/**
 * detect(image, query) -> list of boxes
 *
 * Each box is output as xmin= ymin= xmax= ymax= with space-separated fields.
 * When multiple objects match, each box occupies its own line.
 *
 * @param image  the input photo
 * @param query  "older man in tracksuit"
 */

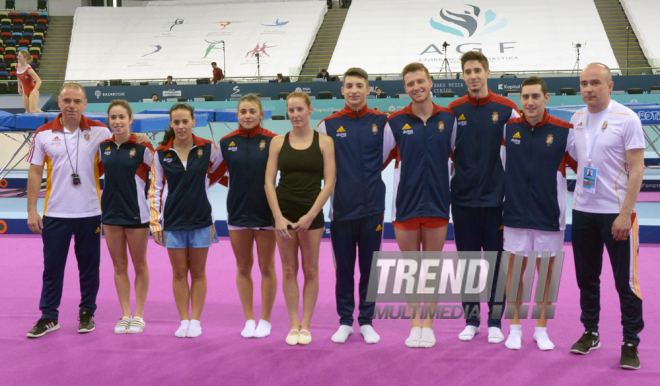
xmin=318 ymin=67 xmax=388 ymax=344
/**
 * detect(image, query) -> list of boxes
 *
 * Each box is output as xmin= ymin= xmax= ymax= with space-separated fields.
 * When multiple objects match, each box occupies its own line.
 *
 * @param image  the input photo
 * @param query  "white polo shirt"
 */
xmin=27 ymin=114 xmax=112 ymax=218
xmin=568 ymin=100 xmax=645 ymax=213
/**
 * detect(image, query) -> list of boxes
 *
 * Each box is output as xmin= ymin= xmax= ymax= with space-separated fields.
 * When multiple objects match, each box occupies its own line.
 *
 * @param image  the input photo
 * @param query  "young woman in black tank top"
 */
xmin=265 ymin=92 xmax=336 ymax=346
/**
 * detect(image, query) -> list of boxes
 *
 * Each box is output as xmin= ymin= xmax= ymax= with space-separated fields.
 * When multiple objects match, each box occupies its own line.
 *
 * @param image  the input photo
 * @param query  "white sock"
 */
xmin=187 ymin=319 xmax=202 ymax=338
xmin=405 ymin=327 xmax=422 ymax=348
xmin=253 ymin=319 xmax=271 ymax=338
xmin=241 ymin=319 xmax=256 ymax=338
xmin=419 ymin=327 xmax=436 ymax=348
xmin=505 ymin=324 xmax=522 ymax=350
xmin=331 ymin=325 xmax=354 ymax=343
xmin=175 ymin=320 xmax=190 ymax=338
xmin=534 ymin=327 xmax=554 ymax=351
xmin=488 ymin=327 xmax=504 ymax=343
xmin=360 ymin=325 xmax=380 ymax=344
xmin=115 ymin=317 xmax=130 ymax=333
xmin=458 ymin=325 xmax=479 ymax=341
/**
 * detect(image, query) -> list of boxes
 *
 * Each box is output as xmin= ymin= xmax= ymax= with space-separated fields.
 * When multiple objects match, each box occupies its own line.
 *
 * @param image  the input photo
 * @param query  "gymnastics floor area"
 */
xmin=1 ymin=235 xmax=659 ymax=385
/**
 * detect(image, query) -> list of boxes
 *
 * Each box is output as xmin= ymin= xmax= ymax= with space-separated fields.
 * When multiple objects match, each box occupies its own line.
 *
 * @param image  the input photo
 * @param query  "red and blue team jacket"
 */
xmin=449 ymin=90 xmax=520 ymax=207
xmin=99 ymin=134 xmax=154 ymax=226
xmin=383 ymin=103 xmax=457 ymax=221
xmin=502 ymin=111 xmax=577 ymax=231
xmin=214 ymin=125 xmax=277 ymax=228
xmin=318 ymin=104 xmax=389 ymax=221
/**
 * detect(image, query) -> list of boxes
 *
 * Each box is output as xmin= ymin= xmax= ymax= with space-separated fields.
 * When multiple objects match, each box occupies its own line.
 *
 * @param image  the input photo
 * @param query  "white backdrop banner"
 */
xmin=147 ymin=0 xmax=322 ymax=5
xmin=328 ymin=0 xmax=619 ymax=75
xmin=621 ymin=0 xmax=660 ymax=68
xmin=65 ymin=2 xmax=326 ymax=81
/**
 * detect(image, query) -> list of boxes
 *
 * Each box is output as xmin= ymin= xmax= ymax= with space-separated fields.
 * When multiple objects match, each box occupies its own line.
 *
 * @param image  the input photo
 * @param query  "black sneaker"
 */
xmin=620 ymin=343 xmax=641 ymax=370
xmin=570 ymin=331 xmax=601 ymax=354
xmin=27 ymin=318 xmax=60 ymax=338
xmin=78 ymin=310 xmax=95 ymax=333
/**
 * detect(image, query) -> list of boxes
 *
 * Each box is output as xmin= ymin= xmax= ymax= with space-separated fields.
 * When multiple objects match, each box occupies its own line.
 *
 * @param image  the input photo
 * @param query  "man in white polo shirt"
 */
xmin=567 ymin=63 xmax=645 ymax=370
xmin=25 ymin=83 xmax=112 ymax=338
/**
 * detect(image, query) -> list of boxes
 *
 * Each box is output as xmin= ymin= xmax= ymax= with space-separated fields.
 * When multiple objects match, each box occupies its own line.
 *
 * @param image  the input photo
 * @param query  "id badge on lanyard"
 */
xmin=582 ymin=106 xmax=610 ymax=195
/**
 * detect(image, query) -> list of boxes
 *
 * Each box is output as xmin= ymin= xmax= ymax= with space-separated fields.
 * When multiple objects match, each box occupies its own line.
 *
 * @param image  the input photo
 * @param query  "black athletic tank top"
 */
xmin=276 ymin=130 xmax=324 ymax=204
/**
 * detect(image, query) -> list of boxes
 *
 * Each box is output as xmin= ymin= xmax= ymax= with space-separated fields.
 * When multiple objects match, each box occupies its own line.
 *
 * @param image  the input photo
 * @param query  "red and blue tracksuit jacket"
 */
xmin=383 ymin=102 xmax=457 ymax=221
xmin=449 ymin=90 xmax=520 ymax=207
xmin=502 ymin=111 xmax=577 ymax=231
xmin=318 ymin=104 xmax=389 ymax=221
xmin=214 ymin=124 xmax=277 ymax=228
xmin=99 ymin=134 xmax=154 ymax=226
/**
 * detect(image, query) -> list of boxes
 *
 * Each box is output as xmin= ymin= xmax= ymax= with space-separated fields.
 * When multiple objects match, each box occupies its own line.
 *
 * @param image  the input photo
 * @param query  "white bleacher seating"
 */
xmin=328 ymin=0 xmax=618 ymax=75
xmin=620 ymin=0 xmax=660 ymax=68
xmin=65 ymin=1 xmax=326 ymax=81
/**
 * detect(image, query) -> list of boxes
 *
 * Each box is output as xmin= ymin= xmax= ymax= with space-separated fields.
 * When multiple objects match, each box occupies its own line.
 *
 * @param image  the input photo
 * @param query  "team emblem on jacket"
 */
xmin=457 ymin=114 xmax=467 ymax=126
xmin=438 ymin=121 xmax=445 ymax=132
xmin=372 ymin=124 xmax=378 ymax=135
xmin=163 ymin=152 xmax=173 ymax=163
xmin=402 ymin=123 xmax=413 ymax=135
xmin=259 ymin=140 xmax=266 ymax=150
xmin=511 ymin=131 xmax=521 ymax=145
xmin=83 ymin=132 xmax=90 ymax=141
xmin=104 ymin=146 xmax=111 ymax=155
xmin=576 ymin=122 xmax=584 ymax=132
xmin=228 ymin=141 xmax=238 ymax=151
xmin=546 ymin=134 xmax=553 ymax=146
xmin=601 ymin=121 xmax=608 ymax=131
xmin=197 ymin=148 xmax=203 ymax=157
xmin=129 ymin=148 xmax=136 ymax=158
xmin=492 ymin=112 xmax=499 ymax=123
xmin=336 ymin=126 xmax=347 ymax=138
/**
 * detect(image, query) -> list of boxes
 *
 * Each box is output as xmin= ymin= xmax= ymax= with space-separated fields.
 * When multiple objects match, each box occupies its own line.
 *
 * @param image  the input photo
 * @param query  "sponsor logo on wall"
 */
xmin=421 ymin=4 xmax=517 ymax=65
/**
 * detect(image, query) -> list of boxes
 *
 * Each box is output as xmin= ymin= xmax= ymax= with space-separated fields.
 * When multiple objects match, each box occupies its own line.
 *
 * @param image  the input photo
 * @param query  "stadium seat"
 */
xmin=0 ymin=63 xmax=6 ymax=71
xmin=16 ymin=46 xmax=27 ymax=53
xmin=4 ymin=47 xmax=15 ymax=55
xmin=30 ymin=54 xmax=38 ymax=65
xmin=9 ymin=70 xmax=16 ymax=80
xmin=12 ymin=32 xmax=22 ymax=40
xmin=4 ymin=54 xmax=15 ymax=65
xmin=23 ymin=25 xmax=33 ymax=33
xmin=12 ymin=25 xmax=22 ymax=33
xmin=560 ymin=88 xmax=576 ymax=95
xmin=0 ymin=12 xmax=8 ymax=20
xmin=317 ymin=91 xmax=333 ymax=99
xmin=0 ymin=71 xmax=7 ymax=80
xmin=1 ymin=25 xmax=10 ymax=33
xmin=18 ymin=13 xmax=28 ymax=21
xmin=0 ymin=47 xmax=3 ymax=54
xmin=4 ymin=38 xmax=15 ymax=47
xmin=29 ymin=47 xmax=40 ymax=56
xmin=9 ymin=62 xmax=15 ymax=71
xmin=0 ymin=80 xmax=8 ymax=94
xmin=35 ymin=26 xmax=46 ymax=36
xmin=28 ymin=12 xmax=38 ymax=18
xmin=627 ymin=88 xmax=643 ymax=94
xmin=278 ymin=92 xmax=289 ymax=100
xmin=12 ymin=19 xmax=22 ymax=27
xmin=8 ymin=13 xmax=18 ymax=21
xmin=23 ymin=33 xmax=33 ymax=42
xmin=24 ymin=19 xmax=35 ymax=27
xmin=1 ymin=19 xmax=11 ymax=26
xmin=32 ymin=32 xmax=43 ymax=41
xmin=37 ymin=19 xmax=47 ymax=27
xmin=5 ymin=1 xmax=15 ymax=11
xmin=38 ymin=2 xmax=48 ymax=12
xmin=38 ymin=13 xmax=49 ymax=22
xmin=18 ymin=39 xmax=28 ymax=47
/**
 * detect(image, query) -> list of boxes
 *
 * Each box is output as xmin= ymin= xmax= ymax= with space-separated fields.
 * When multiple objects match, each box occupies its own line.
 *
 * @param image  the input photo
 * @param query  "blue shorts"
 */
xmin=164 ymin=225 xmax=219 ymax=249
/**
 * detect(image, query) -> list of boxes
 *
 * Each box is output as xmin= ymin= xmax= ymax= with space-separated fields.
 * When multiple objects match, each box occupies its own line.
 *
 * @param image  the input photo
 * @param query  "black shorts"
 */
xmin=277 ymin=196 xmax=325 ymax=230
xmin=103 ymin=222 xmax=150 ymax=229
